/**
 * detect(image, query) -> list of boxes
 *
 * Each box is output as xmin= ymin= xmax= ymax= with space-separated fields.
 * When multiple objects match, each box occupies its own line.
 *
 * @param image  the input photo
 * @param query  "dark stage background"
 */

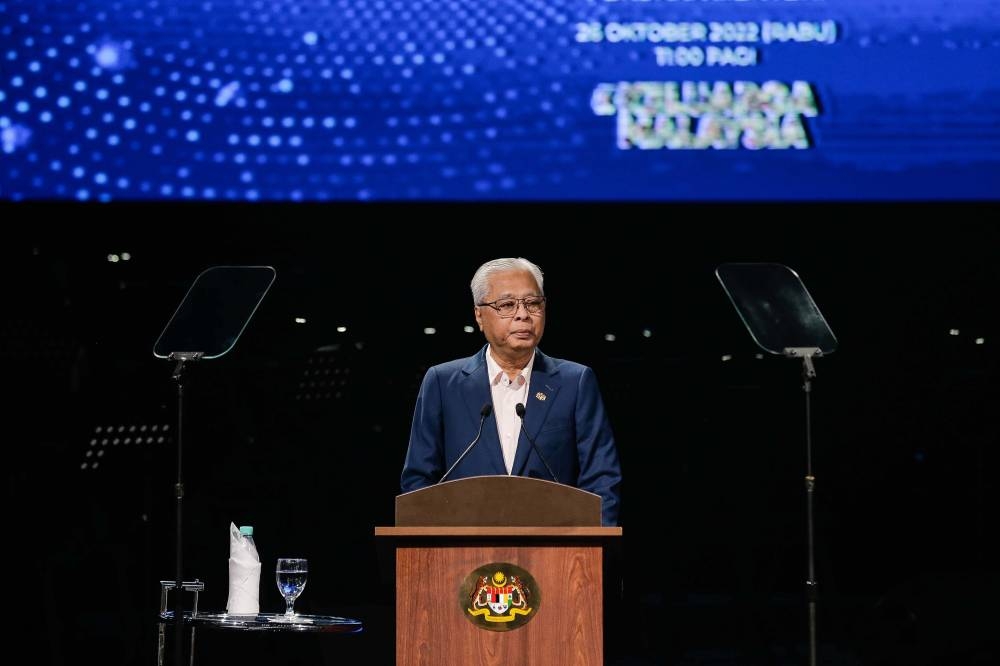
xmin=6 ymin=213 xmax=999 ymax=665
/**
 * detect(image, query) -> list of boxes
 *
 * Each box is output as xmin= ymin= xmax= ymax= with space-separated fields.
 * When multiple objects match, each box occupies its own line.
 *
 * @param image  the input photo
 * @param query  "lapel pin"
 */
xmin=535 ymin=392 xmax=546 ymax=401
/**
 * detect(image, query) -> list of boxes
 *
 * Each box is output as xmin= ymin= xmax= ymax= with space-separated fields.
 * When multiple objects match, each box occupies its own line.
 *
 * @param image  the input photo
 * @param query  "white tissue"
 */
xmin=225 ymin=522 xmax=261 ymax=615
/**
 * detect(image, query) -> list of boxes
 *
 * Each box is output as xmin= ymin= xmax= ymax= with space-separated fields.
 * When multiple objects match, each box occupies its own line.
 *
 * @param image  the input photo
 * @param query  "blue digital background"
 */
xmin=2 ymin=0 xmax=998 ymax=201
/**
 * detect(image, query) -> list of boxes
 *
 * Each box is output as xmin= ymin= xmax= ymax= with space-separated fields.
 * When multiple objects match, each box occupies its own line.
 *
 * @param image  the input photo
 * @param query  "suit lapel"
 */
xmin=460 ymin=347 xmax=506 ymax=475
xmin=512 ymin=350 xmax=560 ymax=476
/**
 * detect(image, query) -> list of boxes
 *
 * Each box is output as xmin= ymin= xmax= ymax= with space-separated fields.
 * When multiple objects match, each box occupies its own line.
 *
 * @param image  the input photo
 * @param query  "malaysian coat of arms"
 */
xmin=460 ymin=562 xmax=540 ymax=631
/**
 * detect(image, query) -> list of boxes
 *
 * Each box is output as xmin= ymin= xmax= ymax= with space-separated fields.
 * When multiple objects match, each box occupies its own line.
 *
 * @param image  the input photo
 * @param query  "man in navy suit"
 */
xmin=400 ymin=257 xmax=622 ymax=526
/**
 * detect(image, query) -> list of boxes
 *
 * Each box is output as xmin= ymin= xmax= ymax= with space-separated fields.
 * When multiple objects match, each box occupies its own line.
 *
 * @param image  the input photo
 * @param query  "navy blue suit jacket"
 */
xmin=401 ymin=346 xmax=622 ymax=526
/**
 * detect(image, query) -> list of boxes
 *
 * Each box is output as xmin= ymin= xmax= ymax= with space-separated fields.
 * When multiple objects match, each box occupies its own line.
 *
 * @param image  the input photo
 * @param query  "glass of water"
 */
xmin=276 ymin=558 xmax=308 ymax=617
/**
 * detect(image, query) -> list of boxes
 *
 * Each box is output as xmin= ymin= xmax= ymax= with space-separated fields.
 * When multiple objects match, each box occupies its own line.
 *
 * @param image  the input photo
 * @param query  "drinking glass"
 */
xmin=275 ymin=558 xmax=308 ymax=617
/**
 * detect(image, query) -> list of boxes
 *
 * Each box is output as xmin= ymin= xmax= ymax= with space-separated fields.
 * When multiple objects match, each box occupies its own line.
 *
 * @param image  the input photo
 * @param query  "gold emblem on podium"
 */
xmin=460 ymin=563 xmax=539 ymax=631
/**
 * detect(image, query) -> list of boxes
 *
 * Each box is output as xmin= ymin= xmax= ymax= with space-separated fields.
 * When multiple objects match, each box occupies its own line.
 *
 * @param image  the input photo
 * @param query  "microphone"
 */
xmin=515 ymin=402 xmax=559 ymax=483
xmin=438 ymin=403 xmax=493 ymax=483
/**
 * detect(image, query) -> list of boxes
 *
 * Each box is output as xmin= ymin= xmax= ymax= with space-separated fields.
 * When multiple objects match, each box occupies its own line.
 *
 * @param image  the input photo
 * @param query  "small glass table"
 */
xmin=158 ymin=612 xmax=363 ymax=665
xmin=160 ymin=611 xmax=363 ymax=634
xmin=157 ymin=581 xmax=362 ymax=665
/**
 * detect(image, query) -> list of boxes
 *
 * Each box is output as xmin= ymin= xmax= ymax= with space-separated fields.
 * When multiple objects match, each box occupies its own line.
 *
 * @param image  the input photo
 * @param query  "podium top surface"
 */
xmin=375 ymin=526 xmax=621 ymax=537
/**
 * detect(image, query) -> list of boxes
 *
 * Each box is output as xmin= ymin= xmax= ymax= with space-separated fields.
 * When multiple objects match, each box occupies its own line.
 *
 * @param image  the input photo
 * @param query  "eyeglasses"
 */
xmin=477 ymin=296 xmax=547 ymax=317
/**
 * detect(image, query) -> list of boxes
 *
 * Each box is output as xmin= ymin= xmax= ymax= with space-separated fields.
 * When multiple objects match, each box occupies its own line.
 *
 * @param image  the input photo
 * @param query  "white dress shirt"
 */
xmin=485 ymin=346 xmax=535 ymax=474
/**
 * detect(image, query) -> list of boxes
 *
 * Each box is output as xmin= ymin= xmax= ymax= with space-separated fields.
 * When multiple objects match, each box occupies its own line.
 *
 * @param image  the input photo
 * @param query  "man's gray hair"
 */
xmin=470 ymin=257 xmax=545 ymax=304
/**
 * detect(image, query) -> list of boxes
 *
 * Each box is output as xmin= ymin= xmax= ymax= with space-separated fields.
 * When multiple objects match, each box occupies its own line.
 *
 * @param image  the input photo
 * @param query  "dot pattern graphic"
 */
xmin=1 ymin=1 xmax=998 ymax=201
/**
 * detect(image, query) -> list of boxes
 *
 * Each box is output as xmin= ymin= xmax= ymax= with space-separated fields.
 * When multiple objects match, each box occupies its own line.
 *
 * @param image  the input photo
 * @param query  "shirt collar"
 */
xmin=485 ymin=345 xmax=535 ymax=387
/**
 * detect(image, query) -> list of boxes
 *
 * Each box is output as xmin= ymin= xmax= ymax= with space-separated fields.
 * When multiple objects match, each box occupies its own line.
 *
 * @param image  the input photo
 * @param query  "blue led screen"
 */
xmin=2 ymin=0 xmax=998 ymax=201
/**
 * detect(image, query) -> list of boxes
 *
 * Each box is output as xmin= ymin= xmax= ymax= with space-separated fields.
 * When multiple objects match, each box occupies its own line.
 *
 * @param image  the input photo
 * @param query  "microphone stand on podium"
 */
xmin=437 ymin=403 xmax=492 ymax=484
xmin=515 ymin=402 xmax=559 ymax=483
xmin=152 ymin=266 xmax=275 ymax=666
xmin=716 ymin=263 xmax=838 ymax=666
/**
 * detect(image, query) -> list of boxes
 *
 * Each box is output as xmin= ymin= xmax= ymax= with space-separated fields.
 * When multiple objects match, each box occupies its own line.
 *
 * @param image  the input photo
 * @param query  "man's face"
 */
xmin=474 ymin=269 xmax=546 ymax=358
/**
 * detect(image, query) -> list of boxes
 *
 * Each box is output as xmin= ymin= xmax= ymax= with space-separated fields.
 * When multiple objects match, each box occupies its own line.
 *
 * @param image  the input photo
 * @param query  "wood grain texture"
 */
xmin=396 ymin=545 xmax=603 ymax=666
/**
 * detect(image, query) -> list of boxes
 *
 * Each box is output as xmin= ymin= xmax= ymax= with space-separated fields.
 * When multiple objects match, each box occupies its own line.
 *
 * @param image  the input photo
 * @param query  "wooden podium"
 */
xmin=375 ymin=476 xmax=622 ymax=665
